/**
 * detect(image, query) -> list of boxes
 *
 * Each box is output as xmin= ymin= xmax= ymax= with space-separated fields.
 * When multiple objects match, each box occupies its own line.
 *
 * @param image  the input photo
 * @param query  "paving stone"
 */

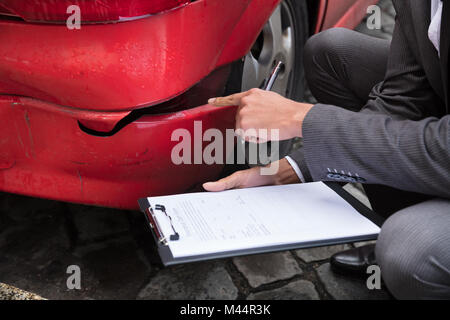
xmin=343 ymin=183 xmax=372 ymax=209
xmin=1 ymin=239 xmax=150 ymax=300
xmin=233 ymin=252 xmax=302 ymax=288
xmin=69 ymin=204 xmax=130 ymax=242
xmin=353 ymin=240 xmax=377 ymax=248
xmin=0 ymin=226 xmax=20 ymax=251
xmin=295 ymin=244 xmax=351 ymax=263
xmin=316 ymin=263 xmax=389 ymax=300
xmin=137 ymin=262 xmax=238 ymax=300
xmin=0 ymin=191 xmax=67 ymax=223
xmin=247 ymin=280 xmax=319 ymax=300
xmin=0 ymin=283 xmax=45 ymax=300
xmin=0 ymin=193 xmax=71 ymax=269
xmin=0 ymin=252 xmax=97 ymax=300
xmin=0 ymin=194 xmax=13 ymax=228
xmin=0 ymin=213 xmax=71 ymax=269
xmin=73 ymin=240 xmax=150 ymax=299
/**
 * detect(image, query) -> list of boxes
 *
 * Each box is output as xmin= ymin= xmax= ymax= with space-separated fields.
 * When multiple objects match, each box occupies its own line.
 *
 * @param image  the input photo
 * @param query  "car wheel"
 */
xmin=241 ymin=0 xmax=309 ymax=165
xmin=242 ymin=0 xmax=309 ymax=101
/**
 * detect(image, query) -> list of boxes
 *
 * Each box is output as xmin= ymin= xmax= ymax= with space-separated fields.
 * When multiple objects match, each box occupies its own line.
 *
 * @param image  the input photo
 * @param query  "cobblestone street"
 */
xmin=0 ymin=0 xmax=395 ymax=300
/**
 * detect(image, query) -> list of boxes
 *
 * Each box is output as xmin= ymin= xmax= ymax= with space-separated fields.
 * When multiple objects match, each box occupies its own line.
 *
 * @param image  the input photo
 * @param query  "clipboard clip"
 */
xmin=144 ymin=204 xmax=180 ymax=246
xmin=155 ymin=204 xmax=180 ymax=242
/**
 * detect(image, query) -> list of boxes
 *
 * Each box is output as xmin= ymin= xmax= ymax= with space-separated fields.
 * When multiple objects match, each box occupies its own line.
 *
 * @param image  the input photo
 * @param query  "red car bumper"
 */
xmin=0 ymin=0 xmax=279 ymax=110
xmin=0 ymin=95 xmax=237 ymax=209
xmin=0 ymin=0 xmax=375 ymax=209
xmin=0 ymin=0 xmax=280 ymax=209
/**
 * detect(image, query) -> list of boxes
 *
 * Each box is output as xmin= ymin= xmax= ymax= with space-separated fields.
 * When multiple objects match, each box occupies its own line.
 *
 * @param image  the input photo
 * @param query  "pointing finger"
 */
xmin=208 ymin=91 xmax=250 ymax=106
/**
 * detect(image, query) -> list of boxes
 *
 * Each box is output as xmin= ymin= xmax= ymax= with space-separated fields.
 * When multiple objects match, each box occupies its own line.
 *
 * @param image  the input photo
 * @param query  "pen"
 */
xmin=263 ymin=61 xmax=284 ymax=91
xmin=239 ymin=61 xmax=284 ymax=145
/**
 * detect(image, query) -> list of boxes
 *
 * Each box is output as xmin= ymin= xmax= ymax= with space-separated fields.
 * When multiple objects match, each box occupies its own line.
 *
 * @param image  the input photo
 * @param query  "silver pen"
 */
xmin=263 ymin=61 xmax=284 ymax=91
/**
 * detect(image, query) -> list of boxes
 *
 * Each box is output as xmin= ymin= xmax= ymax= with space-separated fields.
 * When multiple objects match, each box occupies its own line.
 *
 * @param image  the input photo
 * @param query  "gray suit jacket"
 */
xmin=289 ymin=0 xmax=450 ymax=199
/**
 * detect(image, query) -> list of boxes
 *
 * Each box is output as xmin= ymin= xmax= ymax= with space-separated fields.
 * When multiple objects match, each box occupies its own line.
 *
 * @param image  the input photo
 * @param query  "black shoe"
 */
xmin=330 ymin=244 xmax=377 ymax=276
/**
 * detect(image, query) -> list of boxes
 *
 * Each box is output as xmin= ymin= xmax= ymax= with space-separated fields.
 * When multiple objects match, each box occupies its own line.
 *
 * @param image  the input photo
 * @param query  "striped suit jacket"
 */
xmin=290 ymin=0 xmax=450 ymax=199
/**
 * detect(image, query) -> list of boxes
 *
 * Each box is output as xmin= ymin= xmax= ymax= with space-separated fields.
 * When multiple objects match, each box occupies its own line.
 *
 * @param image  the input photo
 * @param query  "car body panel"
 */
xmin=0 ymin=0 xmax=279 ymax=111
xmin=0 ymin=95 xmax=236 ymax=208
xmin=0 ymin=0 xmax=377 ymax=209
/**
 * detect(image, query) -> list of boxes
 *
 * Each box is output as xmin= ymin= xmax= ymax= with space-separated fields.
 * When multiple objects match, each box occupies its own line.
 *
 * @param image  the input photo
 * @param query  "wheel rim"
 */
xmin=241 ymin=1 xmax=296 ymax=97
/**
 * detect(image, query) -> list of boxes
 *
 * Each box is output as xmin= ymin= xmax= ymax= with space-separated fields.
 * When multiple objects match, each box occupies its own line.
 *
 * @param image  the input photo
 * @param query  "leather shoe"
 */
xmin=330 ymin=244 xmax=377 ymax=276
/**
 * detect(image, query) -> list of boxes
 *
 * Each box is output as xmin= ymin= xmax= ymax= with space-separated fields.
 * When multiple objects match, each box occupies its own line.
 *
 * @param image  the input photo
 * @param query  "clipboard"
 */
xmin=138 ymin=182 xmax=385 ymax=266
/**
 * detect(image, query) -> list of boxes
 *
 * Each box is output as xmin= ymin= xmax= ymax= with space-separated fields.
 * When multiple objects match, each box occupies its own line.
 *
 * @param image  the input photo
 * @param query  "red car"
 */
xmin=0 ymin=0 xmax=375 ymax=209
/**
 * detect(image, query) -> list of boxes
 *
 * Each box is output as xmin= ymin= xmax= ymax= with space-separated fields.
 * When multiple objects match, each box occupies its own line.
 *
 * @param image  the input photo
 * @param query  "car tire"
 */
xmin=243 ymin=0 xmax=309 ymax=166
xmin=242 ymin=0 xmax=309 ymax=101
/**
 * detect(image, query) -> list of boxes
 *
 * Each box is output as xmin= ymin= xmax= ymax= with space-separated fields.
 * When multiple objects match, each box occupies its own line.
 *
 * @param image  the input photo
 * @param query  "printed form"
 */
xmin=148 ymin=182 xmax=380 ymax=258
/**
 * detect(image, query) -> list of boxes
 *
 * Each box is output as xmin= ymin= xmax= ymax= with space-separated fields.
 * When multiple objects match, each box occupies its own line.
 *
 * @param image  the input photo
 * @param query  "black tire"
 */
xmin=224 ymin=0 xmax=309 ymax=100
xmin=282 ymin=0 xmax=309 ymax=102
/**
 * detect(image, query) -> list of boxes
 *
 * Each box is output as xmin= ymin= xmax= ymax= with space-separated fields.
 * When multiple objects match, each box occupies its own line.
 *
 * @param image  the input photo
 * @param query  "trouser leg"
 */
xmin=375 ymin=198 xmax=450 ymax=299
xmin=304 ymin=28 xmax=390 ymax=111
xmin=303 ymin=27 xmax=431 ymax=217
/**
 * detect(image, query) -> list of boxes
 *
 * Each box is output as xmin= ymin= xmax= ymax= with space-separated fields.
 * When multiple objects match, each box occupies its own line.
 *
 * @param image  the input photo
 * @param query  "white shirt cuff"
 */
xmin=285 ymin=156 xmax=306 ymax=183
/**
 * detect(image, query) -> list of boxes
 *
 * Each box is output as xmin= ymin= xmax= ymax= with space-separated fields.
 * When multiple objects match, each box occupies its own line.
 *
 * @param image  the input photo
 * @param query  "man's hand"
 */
xmin=203 ymin=158 xmax=300 ymax=192
xmin=208 ymin=88 xmax=314 ymax=141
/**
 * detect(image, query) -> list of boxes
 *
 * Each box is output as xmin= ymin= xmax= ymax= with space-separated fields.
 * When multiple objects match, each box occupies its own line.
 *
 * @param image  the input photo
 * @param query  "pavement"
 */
xmin=0 ymin=0 xmax=395 ymax=300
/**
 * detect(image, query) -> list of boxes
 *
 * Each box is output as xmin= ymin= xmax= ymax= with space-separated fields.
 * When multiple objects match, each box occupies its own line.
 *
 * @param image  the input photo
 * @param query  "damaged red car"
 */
xmin=0 ymin=0 xmax=376 ymax=209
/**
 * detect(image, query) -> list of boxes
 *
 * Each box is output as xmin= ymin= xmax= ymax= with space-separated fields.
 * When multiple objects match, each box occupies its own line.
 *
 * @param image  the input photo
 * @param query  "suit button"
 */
xmin=327 ymin=173 xmax=342 ymax=180
xmin=342 ymin=175 xmax=352 ymax=182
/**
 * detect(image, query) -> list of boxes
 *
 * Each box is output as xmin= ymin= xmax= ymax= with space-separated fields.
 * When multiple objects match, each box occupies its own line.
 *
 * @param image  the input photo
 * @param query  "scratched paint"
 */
xmin=0 ymin=96 xmax=235 ymax=209
xmin=24 ymin=111 xmax=35 ymax=159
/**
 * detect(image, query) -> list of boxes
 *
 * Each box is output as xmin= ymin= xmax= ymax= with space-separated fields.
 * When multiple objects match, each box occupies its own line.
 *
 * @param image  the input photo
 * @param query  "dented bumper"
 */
xmin=0 ymin=95 xmax=236 ymax=209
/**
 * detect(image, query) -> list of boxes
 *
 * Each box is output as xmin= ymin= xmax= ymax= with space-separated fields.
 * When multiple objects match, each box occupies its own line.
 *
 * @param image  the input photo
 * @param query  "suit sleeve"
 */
xmin=302 ymin=16 xmax=450 ymax=198
xmin=285 ymin=147 xmax=312 ymax=182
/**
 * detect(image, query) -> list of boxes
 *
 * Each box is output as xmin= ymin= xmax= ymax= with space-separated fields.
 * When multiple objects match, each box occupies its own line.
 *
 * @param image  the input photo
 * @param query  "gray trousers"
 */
xmin=304 ymin=28 xmax=450 ymax=299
